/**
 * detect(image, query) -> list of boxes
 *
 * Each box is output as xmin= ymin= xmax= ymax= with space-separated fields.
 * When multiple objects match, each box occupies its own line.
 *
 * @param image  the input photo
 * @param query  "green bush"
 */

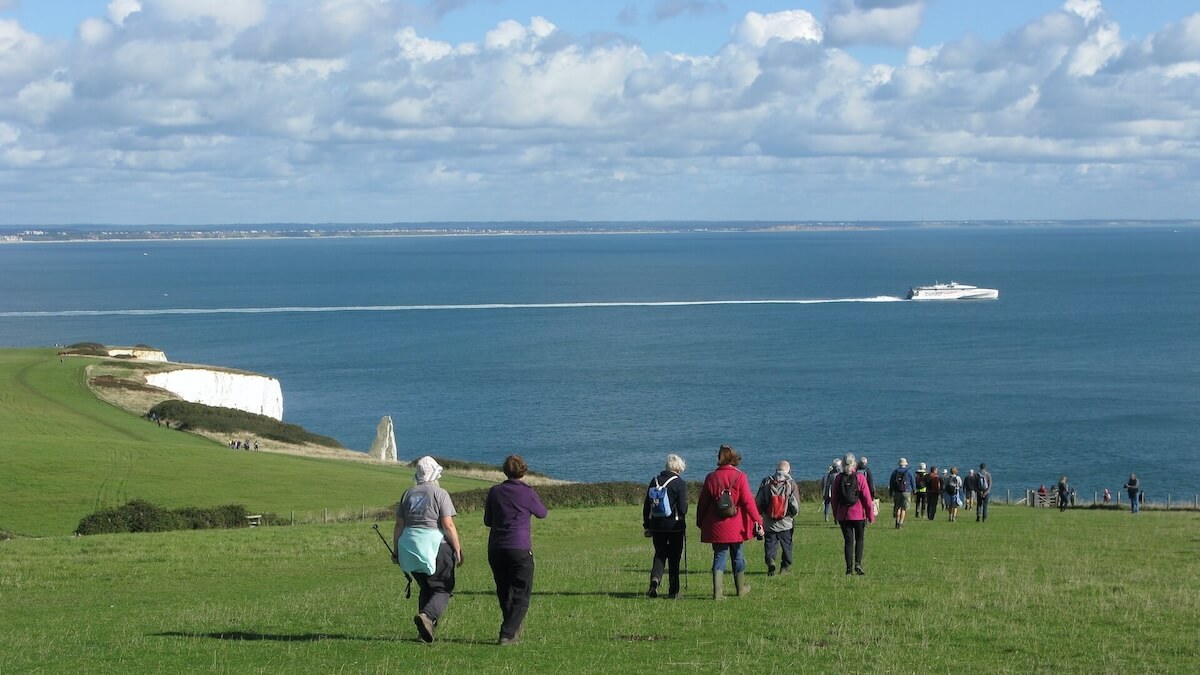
xmin=76 ymin=500 xmax=252 ymax=535
xmin=148 ymin=400 xmax=342 ymax=448
xmin=0 ymin=530 xmax=13 ymax=541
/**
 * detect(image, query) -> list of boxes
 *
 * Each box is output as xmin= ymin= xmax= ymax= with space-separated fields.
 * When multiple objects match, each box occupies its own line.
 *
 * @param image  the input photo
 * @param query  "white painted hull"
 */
xmin=906 ymin=283 xmax=998 ymax=300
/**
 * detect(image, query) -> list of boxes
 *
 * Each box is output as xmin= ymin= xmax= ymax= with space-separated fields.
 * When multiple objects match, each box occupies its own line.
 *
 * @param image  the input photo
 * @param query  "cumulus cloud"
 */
xmin=0 ymin=2 xmax=1198 ymax=223
xmin=733 ymin=10 xmax=823 ymax=47
xmin=825 ymin=0 xmax=928 ymax=47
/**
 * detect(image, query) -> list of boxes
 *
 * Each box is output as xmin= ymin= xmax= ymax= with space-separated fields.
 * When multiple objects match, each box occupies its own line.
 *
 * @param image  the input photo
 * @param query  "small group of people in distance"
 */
xmin=392 ymin=454 xmax=546 ymax=645
xmin=885 ymin=460 xmax=994 ymax=528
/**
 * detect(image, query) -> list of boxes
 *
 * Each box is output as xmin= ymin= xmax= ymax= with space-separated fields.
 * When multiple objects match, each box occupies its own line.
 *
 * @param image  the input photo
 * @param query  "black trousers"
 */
xmin=763 ymin=528 xmax=793 ymax=569
xmin=411 ymin=541 xmax=456 ymax=623
xmin=649 ymin=530 xmax=685 ymax=595
xmin=488 ymin=548 xmax=535 ymax=640
xmin=838 ymin=520 xmax=866 ymax=570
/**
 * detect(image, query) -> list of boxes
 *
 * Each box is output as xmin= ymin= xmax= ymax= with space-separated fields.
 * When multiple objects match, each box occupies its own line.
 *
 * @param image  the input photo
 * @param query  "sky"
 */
xmin=1 ymin=0 xmax=1198 ymax=225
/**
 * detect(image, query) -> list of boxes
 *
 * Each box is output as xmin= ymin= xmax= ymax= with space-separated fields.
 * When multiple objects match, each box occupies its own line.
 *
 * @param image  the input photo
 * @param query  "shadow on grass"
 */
xmin=151 ymin=630 xmax=398 ymax=643
xmin=153 ymin=630 xmax=503 ymax=646
xmin=453 ymin=589 xmax=646 ymax=599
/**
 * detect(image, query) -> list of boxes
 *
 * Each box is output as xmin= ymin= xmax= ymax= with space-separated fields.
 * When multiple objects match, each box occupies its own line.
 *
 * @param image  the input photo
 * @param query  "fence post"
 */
xmin=324 ymin=508 xmax=328 ymax=524
xmin=1093 ymin=491 xmax=1097 ymax=506
xmin=1167 ymin=494 xmax=1171 ymax=509
xmin=362 ymin=505 xmax=366 ymax=522
xmin=1006 ymin=489 xmax=1011 ymax=505
xmin=290 ymin=511 xmax=294 ymax=525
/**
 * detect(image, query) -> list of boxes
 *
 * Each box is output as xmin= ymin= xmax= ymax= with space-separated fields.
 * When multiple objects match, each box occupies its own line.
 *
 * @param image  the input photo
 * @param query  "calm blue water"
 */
xmin=2 ymin=228 xmax=1198 ymax=499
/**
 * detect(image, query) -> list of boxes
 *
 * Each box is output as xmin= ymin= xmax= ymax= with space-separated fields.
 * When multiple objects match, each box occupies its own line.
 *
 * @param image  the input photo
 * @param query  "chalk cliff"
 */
xmin=145 ymin=369 xmax=284 ymax=420
xmin=368 ymin=416 xmax=399 ymax=462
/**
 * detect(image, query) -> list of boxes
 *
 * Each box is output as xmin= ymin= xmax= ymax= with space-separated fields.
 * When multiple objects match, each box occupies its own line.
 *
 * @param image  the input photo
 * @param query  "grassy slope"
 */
xmin=0 ymin=505 xmax=1196 ymax=673
xmin=0 ymin=349 xmax=488 ymax=536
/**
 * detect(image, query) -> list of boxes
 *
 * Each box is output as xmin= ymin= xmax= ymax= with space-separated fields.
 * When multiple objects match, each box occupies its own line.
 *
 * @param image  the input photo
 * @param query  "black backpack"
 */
xmin=946 ymin=476 xmax=959 ymax=496
xmin=838 ymin=473 xmax=860 ymax=505
xmin=890 ymin=469 xmax=907 ymax=494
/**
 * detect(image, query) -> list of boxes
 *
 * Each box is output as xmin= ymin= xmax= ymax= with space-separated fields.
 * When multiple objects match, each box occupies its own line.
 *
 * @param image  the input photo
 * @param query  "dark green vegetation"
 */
xmin=75 ymin=499 xmax=254 ymax=535
xmin=1 ymin=506 xmax=1196 ymax=673
xmin=149 ymin=399 xmax=342 ymax=448
xmin=0 ymin=349 xmax=489 ymax=536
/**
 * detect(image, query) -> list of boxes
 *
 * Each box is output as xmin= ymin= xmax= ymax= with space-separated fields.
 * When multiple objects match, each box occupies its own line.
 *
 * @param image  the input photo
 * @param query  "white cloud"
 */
xmin=108 ymin=0 xmax=142 ymax=26
xmin=733 ymin=11 xmax=823 ymax=48
xmin=825 ymin=0 xmax=928 ymax=47
xmin=0 ymin=2 xmax=1198 ymax=223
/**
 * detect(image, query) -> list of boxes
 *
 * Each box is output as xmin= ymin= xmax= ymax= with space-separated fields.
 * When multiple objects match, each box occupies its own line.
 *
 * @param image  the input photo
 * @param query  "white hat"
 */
xmin=918 ymin=462 xmax=927 ymax=471
xmin=899 ymin=458 xmax=908 ymax=467
xmin=414 ymin=456 xmax=444 ymax=484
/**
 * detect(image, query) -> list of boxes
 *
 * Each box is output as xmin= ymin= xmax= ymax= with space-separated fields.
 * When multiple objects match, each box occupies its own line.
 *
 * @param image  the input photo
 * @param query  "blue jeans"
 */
xmin=711 ymin=543 xmax=745 ymax=573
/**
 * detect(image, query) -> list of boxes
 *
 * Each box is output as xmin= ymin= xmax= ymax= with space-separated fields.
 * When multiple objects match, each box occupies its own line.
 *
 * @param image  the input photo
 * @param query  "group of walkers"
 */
xmin=641 ymin=444 xmax=880 ymax=599
xmin=392 ymin=454 xmax=546 ymax=645
xmin=389 ymin=446 xmax=1144 ymax=644
xmin=883 ymin=460 xmax=994 ymax=526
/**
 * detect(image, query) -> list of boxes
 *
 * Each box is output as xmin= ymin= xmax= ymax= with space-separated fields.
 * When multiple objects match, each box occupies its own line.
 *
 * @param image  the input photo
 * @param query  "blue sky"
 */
xmin=1 ymin=0 xmax=1198 ymax=224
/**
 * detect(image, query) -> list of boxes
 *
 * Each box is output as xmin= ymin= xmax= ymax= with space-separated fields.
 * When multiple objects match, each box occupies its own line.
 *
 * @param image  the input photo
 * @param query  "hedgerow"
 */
xmin=76 ymin=500 xmax=258 ymax=535
xmin=148 ymin=400 xmax=342 ymax=448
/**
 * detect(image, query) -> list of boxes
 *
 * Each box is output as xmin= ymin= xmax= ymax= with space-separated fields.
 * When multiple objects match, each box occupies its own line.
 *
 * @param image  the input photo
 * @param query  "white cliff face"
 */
xmin=107 ymin=348 xmax=167 ymax=361
xmin=145 ymin=369 xmax=284 ymax=420
xmin=368 ymin=415 xmax=399 ymax=462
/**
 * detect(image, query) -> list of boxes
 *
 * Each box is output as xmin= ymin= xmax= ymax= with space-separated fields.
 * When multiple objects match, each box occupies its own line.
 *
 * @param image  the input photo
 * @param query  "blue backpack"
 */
xmin=648 ymin=476 xmax=678 ymax=519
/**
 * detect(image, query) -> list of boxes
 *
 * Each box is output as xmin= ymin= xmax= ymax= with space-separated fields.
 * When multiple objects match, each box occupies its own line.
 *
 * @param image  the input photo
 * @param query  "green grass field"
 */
xmin=0 ymin=349 xmax=488 ymax=536
xmin=2 ymin=347 xmax=1197 ymax=673
xmin=1 ymin=505 xmax=1196 ymax=673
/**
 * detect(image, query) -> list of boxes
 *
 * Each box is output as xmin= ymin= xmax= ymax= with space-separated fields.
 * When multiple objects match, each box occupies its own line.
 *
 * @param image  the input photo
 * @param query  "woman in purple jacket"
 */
xmin=484 ymin=455 xmax=548 ymax=646
xmin=831 ymin=452 xmax=876 ymax=575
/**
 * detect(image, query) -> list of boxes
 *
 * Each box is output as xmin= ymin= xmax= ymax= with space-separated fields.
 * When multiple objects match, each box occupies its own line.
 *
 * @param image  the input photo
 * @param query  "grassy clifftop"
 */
xmin=0 ymin=349 xmax=490 ymax=536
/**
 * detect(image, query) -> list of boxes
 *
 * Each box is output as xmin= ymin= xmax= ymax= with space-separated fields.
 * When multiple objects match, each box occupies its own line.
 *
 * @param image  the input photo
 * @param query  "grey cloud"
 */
xmin=824 ymin=0 xmax=928 ymax=47
xmin=653 ymin=1 xmax=726 ymax=22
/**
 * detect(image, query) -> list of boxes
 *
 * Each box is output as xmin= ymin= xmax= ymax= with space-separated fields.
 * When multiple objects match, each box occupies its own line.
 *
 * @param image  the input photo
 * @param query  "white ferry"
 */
xmin=906 ymin=282 xmax=999 ymax=300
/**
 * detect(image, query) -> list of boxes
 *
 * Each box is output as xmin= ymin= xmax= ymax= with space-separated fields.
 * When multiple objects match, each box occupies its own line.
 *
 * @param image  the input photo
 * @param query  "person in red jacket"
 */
xmin=696 ymin=444 xmax=764 ymax=600
xmin=831 ymin=452 xmax=876 ymax=575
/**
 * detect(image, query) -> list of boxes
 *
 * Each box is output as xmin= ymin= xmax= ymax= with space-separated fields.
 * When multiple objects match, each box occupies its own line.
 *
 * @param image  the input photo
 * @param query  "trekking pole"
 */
xmin=371 ymin=523 xmax=412 ymax=599
xmin=683 ymin=529 xmax=689 ymax=591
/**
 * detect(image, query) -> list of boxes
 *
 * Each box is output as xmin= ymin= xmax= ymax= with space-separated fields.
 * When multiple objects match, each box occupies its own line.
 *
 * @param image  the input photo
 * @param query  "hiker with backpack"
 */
xmin=1057 ymin=475 xmax=1070 ymax=512
xmin=643 ymin=453 xmax=689 ymax=599
xmin=755 ymin=460 xmax=800 ymax=576
xmin=943 ymin=466 xmax=964 ymax=522
xmin=914 ymin=462 xmax=929 ymax=515
xmin=964 ymin=469 xmax=978 ymax=510
xmin=888 ymin=458 xmax=916 ymax=529
xmin=976 ymin=463 xmax=993 ymax=522
xmin=696 ymin=444 xmax=764 ymax=600
xmin=831 ymin=452 xmax=875 ymax=575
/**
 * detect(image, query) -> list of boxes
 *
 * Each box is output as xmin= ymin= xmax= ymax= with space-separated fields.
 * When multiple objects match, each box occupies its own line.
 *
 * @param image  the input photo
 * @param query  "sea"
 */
xmin=2 ymin=226 xmax=1198 ymax=501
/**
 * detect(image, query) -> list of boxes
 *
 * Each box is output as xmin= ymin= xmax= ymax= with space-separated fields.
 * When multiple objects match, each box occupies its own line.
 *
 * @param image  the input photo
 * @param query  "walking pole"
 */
xmin=683 ymin=529 xmax=689 ymax=591
xmin=372 ymin=523 xmax=412 ymax=599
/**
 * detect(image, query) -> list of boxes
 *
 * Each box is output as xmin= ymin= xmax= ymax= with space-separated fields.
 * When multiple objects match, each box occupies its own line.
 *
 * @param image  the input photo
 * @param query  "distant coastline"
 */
xmin=3 ymin=220 xmax=1197 ymax=244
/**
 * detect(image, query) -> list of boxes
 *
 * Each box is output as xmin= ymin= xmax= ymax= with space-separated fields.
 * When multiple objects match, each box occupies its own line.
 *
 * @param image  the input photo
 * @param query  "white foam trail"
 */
xmin=0 ymin=296 xmax=907 ymax=318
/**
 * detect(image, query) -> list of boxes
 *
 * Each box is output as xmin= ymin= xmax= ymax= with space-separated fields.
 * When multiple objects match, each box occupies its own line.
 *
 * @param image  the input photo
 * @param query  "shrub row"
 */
xmin=76 ymin=499 xmax=261 ymax=535
xmin=148 ymin=400 xmax=342 ymax=448
xmin=406 ymin=456 xmax=551 ymax=479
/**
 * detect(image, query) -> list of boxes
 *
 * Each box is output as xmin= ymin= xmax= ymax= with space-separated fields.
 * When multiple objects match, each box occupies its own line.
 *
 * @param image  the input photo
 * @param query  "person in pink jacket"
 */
xmin=831 ymin=451 xmax=876 ymax=575
xmin=696 ymin=445 xmax=764 ymax=600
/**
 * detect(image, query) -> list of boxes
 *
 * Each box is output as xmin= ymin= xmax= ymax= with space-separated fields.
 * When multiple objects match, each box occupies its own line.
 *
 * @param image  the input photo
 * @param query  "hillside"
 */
xmin=0 ymin=349 xmax=491 ymax=536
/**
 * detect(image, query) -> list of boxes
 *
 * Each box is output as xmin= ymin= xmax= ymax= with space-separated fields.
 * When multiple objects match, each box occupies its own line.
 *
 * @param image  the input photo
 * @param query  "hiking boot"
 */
xmin=766 ymin=563 xmax=776 ymax=577
xmin=733 ymin=572 xmax=751 ymax=597
xmin=414 ymin=613 xmax=435 ymax=643
xmin=498 ymin=635 xmax=519 ymax=646
xmin=711 ymin=571 xmax=724 ymax=600
xmin=779 ymin=566 xmax=791 ymax=576
xmin=646 ymin=578 xmax=660 ymax=598
xmin=854 ymin=566 xmax=866 ymax=576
